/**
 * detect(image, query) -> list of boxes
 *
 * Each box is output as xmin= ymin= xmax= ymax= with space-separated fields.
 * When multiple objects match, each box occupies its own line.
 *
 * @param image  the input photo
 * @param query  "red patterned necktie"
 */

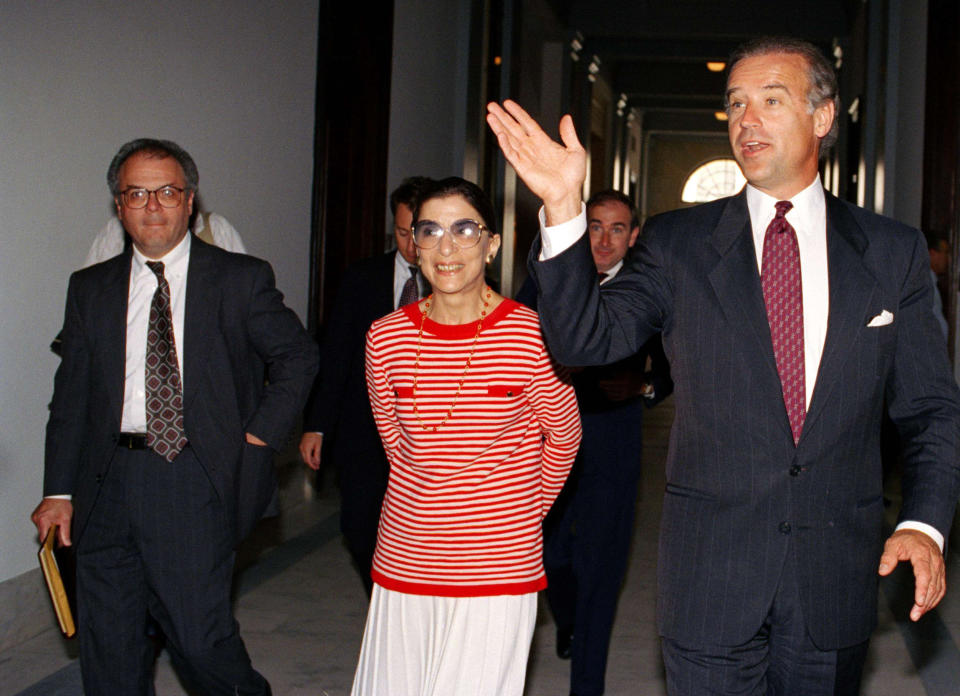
xmin=761 ymin=201 xmax=805 ymax=445
xmin=145 ymin=261 xmax=188 ymax=462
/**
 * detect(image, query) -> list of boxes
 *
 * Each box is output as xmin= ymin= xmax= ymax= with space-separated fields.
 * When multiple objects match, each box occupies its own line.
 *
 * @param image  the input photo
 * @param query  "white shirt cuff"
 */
xmin=45 ymin=494 xmax=72 ymax=501
xmin=895 ymin=520 xmax=944 ymax=552
xmin=538 ymin=203 xmax=587 ymax=260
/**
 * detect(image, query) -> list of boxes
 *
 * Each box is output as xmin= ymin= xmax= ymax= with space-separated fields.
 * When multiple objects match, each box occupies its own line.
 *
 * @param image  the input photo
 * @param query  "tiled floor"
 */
xmin=3 ymin=399 xmax=958 ymax=695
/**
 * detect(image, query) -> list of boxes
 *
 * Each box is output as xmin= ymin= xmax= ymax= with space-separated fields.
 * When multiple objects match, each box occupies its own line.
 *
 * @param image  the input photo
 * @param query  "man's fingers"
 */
xmin=487 ymin=102 xmax=525 ymax=141
xmin=501 ymin=99 xmax=543 ymax=137
xmin=486 ymin=120 xmax=518 ymax=159
xmin=58 ymin=524 xmax=72 ymax=547
xmin=912 ymin=558 xmax=932 ymax=608
xmin=877 ymin=549 xmax=898 ymax=576
xmin=558 ymin=114 xmax=583 ymax=151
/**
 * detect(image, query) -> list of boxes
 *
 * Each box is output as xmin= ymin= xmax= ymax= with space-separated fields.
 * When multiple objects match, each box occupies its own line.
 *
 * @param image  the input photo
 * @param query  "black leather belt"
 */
xmin=116 ymin=433 xmax=148 ymax=449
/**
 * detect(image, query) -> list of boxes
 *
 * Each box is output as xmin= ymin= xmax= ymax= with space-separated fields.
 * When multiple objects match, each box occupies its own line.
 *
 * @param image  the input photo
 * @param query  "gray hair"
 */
xmin=107 ymin=138 xmax=199 ymax=195
xmin=726 ymin=36 xmax=840 ymax=153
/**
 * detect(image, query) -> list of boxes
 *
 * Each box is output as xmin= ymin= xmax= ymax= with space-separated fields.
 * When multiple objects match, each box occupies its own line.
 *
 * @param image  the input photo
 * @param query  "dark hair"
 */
xmin=412 ymin=177 xmax=499 ymax=238
xmin=725 ymin=36 xmax=840 ymax=153
xmin=586 ymin=189 xmax=639 ymax=229
xmin=107 ymin=138 xmax=199 ymax=195
xmin=389 ymin=176 xmax=434 ymax=216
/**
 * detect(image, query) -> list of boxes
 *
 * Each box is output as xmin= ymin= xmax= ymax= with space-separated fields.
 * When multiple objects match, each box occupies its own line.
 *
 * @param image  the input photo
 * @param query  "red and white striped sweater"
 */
xmin=364 ymin=298 xmax=581 ymax=597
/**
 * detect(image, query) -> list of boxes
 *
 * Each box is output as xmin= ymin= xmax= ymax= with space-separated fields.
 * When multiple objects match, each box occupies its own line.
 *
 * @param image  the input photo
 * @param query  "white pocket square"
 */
xmin=867 ymin=310 xmax=894 ymax=327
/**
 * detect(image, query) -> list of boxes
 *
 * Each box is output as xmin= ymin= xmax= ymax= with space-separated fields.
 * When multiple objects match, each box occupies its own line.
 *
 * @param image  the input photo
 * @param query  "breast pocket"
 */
xmin=487 ymin=384 xmax=525 ymax=398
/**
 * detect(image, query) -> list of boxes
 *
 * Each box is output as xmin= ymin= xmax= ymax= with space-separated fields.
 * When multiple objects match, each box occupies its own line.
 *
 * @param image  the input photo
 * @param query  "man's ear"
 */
xmin=628 ymin=226 xmax=640 ymax=248
xmin=186 ymin=191 xmax=195 ymax=217
xmin=814 ymin=100 xmax=835 ymax=139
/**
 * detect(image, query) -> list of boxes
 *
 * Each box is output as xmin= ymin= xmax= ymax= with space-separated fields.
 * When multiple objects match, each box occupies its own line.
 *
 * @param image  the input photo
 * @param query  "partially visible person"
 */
xmin=300 ymin=176 xmax=433 ymax=595
xmin=351 ymin=177 xmax=581 ymax=696
xmin=927 ymin=229 xmax=950 ymax=339
xmin=32 ymin=137 xmax=318 ymax=695
xmin=84 ymin=210 xmax=245 ymax=267
xmin=518 ymin=189 xmax=673 ymax=696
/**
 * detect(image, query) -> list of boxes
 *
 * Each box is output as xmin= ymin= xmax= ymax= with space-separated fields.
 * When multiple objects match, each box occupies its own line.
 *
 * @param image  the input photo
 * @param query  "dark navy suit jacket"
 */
xmin=302 ymin=251 xmax=394 ymax=493
xmin=45 ymin=236 xmax=319 ymax=544
xmin=529 ymin=190 xmax=960 ymax=650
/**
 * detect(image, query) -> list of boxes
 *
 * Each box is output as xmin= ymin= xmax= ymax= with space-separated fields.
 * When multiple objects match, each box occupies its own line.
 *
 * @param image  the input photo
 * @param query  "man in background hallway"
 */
xmin=488 ymin=35 xmax=960 ymax=695
xmin=300 ymin=176 xmax=432 ymax=594
xmin=32 ymin=138 xmax=318 ymax=695
xmin=518 ymin=189 xmax=673 ymax=696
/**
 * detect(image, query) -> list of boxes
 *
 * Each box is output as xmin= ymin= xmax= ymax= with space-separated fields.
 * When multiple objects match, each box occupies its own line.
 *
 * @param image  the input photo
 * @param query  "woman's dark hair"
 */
xmin=412 ymin=177 xmax=499 ymax=238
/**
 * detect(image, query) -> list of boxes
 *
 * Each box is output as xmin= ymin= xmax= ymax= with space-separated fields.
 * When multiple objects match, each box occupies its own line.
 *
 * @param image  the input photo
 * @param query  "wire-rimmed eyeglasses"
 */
xmin=413 ymin=219 xmax=489 ymax=249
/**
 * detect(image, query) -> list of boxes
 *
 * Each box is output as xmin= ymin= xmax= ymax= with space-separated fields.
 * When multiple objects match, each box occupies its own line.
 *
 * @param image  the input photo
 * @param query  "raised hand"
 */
xmin=486 ymin=100 xmax=586 ymax=226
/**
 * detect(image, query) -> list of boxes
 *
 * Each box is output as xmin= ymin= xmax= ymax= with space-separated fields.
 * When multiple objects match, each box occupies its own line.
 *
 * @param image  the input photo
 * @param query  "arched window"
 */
xmin=681 ymin=158 xmax=746 ymax=203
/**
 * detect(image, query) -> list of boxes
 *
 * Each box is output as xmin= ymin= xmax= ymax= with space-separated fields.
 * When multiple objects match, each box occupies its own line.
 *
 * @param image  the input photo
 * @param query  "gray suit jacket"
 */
xmin=45 ymin=236 xmax=319 ymax=543
xmin=529 ymin=190 xmax=960 ymax=649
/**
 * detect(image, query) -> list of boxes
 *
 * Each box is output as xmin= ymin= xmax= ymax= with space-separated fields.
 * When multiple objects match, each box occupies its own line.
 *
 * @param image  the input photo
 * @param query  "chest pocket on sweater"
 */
xmin=487 ymin=385 xmax=525 ymax=398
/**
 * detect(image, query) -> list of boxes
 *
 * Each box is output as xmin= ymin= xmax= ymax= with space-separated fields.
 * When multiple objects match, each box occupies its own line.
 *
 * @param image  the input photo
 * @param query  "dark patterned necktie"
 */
xmin=398 ymin=266 xmax=420 ymax=307
xmin=761 ymin=201 xmax=806 ymax=445
xmin=145 ymin=261 xmax=188 ymax=462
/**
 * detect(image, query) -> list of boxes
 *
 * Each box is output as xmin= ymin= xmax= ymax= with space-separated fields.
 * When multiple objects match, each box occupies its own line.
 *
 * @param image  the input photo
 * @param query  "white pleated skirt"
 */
xmin=350 ymin=584 xmax=538 ymax=696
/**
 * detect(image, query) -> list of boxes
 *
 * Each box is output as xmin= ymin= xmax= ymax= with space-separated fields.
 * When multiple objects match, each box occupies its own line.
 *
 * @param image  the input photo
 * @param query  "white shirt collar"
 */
xmin=745 ymin=175 xmax=825 ymax=239
xmin=600 ymin=259 xmax=625 ymax=283
xmin=131 ymin=232 xmax=191 ymax=278
xmin=393 ymin=248 xmax=417 ymax=276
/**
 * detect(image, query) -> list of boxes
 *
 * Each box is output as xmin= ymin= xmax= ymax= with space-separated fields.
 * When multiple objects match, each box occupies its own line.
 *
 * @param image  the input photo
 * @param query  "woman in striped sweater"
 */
xmin=351 ymin=177 xmax=582 ymax=696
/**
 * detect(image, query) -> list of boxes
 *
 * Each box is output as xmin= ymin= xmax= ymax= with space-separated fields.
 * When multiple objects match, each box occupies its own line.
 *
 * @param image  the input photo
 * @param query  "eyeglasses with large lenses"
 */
xmin=120 ymin=185 xmax=186 ymax=209
xmin=413 ymin=219 xmax=488 ymax=249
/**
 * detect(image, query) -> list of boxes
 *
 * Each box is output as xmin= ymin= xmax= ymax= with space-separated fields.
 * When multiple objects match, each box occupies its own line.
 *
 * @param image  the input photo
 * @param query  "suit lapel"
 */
xmin=381 ymin=251 xmax=398 ymax=313
xmin=99 ymin=253 xmax=132 ymax=427
xmin=182 ymin=236 xmax=218 ymax=412
xmin=802 ymin=194 xmax=879 ymax=436
xmin=707 ymin=194 xmax=790 ymax=436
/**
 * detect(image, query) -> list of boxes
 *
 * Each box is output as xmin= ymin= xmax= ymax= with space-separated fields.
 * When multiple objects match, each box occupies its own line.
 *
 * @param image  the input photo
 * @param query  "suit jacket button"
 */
xmin=789 ymin=464 xmax=801 ymax=477
xmin=95 ymin=474 xmax=104 ymax=483
xmin=778 ymin=521 xmax=792 ymax=534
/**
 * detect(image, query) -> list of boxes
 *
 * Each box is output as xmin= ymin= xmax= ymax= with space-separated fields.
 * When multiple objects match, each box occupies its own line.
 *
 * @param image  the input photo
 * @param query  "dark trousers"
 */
xmin=660 ymin=548 xmax=869 ymax=696
xmin=338 ymin=456 xmax=388 ymax=597
xmin=76 ymin=445 xmax=269 ymax=696
xmin=544 ymin=409 xmax=643 ymax=696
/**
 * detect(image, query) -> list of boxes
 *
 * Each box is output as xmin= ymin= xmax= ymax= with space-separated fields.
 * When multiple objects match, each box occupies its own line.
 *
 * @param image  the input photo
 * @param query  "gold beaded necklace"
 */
xmin=411 ymin=287 xmax=492 ymax=431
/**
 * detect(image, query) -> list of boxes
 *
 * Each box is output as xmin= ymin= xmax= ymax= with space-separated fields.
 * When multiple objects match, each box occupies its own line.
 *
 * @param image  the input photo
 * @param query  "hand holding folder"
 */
xmin=38 ymin=525 xmax=76 ymax=637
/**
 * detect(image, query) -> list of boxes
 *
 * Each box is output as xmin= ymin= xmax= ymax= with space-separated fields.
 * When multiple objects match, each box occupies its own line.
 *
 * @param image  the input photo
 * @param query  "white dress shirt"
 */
xmin=46 ymin=234 xmax=192 ymax=502
xmin=746 ymin=177 xmax=828 ymax=411
xmin=121 ymin=233 xmax=190 ymax=432
xmin=537 ymin=184 xmax=942 ymax=549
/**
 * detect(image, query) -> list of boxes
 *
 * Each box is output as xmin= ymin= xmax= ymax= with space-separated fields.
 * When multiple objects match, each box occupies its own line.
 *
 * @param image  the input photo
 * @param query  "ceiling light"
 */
xmin=714 ymin=111 xmax=728 ymax=121
xmin=706 ymin=61 xmax=726 ymax=72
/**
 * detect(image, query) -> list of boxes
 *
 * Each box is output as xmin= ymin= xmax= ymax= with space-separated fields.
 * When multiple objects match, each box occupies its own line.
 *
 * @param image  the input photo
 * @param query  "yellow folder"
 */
xmin=38 ymin=526 xmax=75 ymax=637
